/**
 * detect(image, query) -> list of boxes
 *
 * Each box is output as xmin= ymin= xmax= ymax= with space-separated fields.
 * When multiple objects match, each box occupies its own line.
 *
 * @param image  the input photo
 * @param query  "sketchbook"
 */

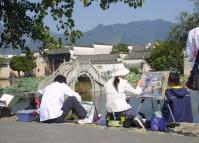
xmin=0 ymin=94 xmax=14 ymax=107
xmin=139 ymin=71 xmax=170 ymax=100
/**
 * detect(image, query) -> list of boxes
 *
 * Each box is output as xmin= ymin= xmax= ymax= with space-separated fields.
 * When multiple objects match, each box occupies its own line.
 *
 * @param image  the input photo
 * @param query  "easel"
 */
xmin=136 ymin=97 xmax=161 ymax=115
xmin=136 ymin=71 xmax=177 ymax=121
xmin=136 ymin=96 xmax=176 ymax=123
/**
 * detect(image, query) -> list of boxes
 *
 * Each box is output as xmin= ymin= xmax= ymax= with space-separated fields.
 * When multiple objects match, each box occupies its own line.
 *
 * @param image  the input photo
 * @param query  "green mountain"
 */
xmin=76 ymin=19 xmax=174 ymax=45
xmin=0 ymin=19 xmax=174 ymax=54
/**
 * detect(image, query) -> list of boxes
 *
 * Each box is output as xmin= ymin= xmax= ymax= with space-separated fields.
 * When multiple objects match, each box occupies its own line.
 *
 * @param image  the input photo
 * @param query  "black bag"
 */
xmin=186 ymin=51 xmax=199 ymax=90
xmin=186 ymin=66 xmax=199 ymax=90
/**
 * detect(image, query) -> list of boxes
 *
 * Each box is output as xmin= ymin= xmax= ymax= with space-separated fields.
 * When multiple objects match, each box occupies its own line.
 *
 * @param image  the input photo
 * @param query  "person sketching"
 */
xmin=38 ymin=75 xmax=87 ymax=123
xmin=105 ymin=64 xmax=145 ymax=129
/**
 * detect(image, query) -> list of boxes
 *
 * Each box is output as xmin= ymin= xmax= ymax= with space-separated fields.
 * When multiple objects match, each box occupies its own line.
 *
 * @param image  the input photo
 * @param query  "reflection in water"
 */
xmin=80 ymin=92 xmax=92 ymax=101
xmin=0 ymin=79 xmax=11 ymax=89
xmin=1 ymin=78 xmax=198 ymax=123
xmin=80 ymin=92 xmax=106 ymax=115
xmin=11 ymin=98 xmax=32 ymax=113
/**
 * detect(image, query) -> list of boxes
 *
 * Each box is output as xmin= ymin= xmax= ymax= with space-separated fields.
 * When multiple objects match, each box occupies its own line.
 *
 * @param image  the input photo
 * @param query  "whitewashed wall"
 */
xmin=73 ymin=46 xmax=94 ymax=55
xmin=33 ymin=53 xmax=48 ymax=77
xmin=93 ymin=44 xmax=113 ymax=54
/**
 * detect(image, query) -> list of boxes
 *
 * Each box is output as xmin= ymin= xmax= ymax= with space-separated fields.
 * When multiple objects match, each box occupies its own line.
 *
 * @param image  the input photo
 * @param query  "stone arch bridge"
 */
xmin=38 ymin=61 xmax=106 ymax=92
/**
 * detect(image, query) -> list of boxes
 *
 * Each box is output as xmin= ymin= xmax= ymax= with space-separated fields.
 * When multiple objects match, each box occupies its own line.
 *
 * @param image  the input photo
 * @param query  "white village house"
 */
xmin=69 ymin=43 xmax=154 ymax=77
xmin=0 ymin=43 xmax=192 ymax=79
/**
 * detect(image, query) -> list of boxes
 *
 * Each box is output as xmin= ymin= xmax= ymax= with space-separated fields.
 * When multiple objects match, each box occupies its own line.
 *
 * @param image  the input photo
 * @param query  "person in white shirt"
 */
xmin=186 ymin=26 xmax=199 ymax=66
xmin=38 ymin=75 xmax=87 ymax=123
xmin=105 ymin=64 xmax=145 ymax=128
xmin=186 ymin=27 xmax=199 ymax=89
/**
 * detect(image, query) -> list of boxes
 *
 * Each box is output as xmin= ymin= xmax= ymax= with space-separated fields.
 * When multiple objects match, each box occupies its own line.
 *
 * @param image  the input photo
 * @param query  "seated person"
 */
xmin=105 ymin=64 xmax=145 ymax=129
xmin=38 ymin=75 xmax=87 ymax=123
xmin=162 ymin=72 xmax=193 ymax=123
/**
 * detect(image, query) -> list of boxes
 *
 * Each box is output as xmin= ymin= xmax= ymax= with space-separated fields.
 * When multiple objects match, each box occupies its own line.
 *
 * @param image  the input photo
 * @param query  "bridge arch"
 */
xmin=70 ymin=70 xmax=96 ymax=92
xmin=38 ymin=60 xmax=106 ymax=93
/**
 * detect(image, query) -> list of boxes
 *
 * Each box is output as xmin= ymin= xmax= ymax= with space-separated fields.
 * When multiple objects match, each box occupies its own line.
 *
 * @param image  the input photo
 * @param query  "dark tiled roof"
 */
xmin=132 ymin=45 xmax=154 ymax=52
xmin=46 ymin=48 xmax=70 ymax=55
xmin=77 ymin=54 xmax=120 ymax=64
xmin=93 ymin=43 xmax=113 ymax=46
xmin=72 ymin=44 xmax=93 ymax=47
xmin=124 ymin=51 xmax=151 ymax=60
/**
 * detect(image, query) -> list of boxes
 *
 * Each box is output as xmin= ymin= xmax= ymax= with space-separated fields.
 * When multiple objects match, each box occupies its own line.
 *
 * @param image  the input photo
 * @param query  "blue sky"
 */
xmin=45 ymin=0 xmax=195 ymax=33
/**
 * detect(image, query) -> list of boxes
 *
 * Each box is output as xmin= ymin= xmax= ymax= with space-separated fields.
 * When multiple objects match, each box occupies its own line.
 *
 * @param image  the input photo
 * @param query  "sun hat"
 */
xmin=112 ymin=64 xmax=129 ymax=77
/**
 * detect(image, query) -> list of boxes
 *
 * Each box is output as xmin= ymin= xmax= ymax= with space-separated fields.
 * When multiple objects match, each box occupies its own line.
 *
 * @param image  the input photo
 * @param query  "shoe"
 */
xmin=77 ymin=117 xmax=92 ymax=124
xmin=133 ymin=116 xmax=146 ymax=129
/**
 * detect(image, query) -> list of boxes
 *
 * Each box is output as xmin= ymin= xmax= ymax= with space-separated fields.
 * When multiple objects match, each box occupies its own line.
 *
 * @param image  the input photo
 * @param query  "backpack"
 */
xmin=151 ymin=116 xmax=167 ymax=132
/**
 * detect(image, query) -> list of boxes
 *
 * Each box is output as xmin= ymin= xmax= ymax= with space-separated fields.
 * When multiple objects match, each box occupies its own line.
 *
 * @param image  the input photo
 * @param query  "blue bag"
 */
xmin=151 ymin=116 xmax=167 ymax=132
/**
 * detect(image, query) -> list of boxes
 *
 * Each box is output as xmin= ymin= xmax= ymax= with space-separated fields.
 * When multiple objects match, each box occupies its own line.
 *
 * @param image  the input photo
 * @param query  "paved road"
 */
xmin=0 ymin=118 xmax=198 ymax=143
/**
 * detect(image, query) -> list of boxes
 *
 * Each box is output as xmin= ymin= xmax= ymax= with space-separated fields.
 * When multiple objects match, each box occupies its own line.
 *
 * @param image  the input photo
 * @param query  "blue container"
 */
xmin=17 ymin=109 xmax=37 ymax=122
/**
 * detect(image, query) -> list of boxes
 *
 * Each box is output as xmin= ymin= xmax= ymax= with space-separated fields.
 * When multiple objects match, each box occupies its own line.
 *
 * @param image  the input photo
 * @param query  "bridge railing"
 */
xmin=66 ymin=60 xmax=106 ymax=87
xmin=38 ymin=61 xmax=73 ymax=90
xmin=38 ymin=60 xmax=106 ymax=90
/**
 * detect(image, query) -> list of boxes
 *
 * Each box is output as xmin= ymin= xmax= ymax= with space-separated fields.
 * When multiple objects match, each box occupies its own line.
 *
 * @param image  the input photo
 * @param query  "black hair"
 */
xmin=168 ymin=72 xmax=180 ymax=86
xmin=113 ymin=76 xmax=120 ymax=92
xmin=54 ymin=75 xmax=66 ymax=83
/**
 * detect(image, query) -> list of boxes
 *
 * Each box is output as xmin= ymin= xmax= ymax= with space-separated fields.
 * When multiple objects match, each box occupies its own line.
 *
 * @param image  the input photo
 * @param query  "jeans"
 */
xmin=107 ymin=108 xmax=139 ymax=120
xmin=121 ymin=108 xmax=139 ymax=119
xmin=42 ymin=96 xmax=87 ymax=123
xmin=196 ymin=69 xmax=199 ymax=91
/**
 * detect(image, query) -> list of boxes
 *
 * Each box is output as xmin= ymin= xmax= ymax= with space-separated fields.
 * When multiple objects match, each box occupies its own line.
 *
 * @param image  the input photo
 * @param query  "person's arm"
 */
xmin=63 ymin=84 xmax=82 ymax=102
xmin=124 ymin=79 xmax=143 ymax=96
xmin=34 ymin=89 xmax=44 ymax=109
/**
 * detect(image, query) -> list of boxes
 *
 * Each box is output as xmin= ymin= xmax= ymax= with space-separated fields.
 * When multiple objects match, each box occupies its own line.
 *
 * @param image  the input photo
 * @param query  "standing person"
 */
xmin=38 ymin=75 xmax=87 ymax=123
xmin=162 ymin=72 xmax=193 ymax=123
xmin=105 ymin=64 xmax=145 ymax=129
xmin=186 ymin=26 xmax=199 ymax=67
xmin=186 ymin=27 xmax=199 ymax=90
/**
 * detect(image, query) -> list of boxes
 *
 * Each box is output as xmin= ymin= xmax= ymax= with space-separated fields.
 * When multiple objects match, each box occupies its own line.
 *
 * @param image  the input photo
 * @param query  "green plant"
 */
xmin=126 ymin=72 xmax=141 ymax=86
xmin=3 ymin=77 xmax=44 ymax=94
xmin=129 ymin=67 xmax=139 ymax=74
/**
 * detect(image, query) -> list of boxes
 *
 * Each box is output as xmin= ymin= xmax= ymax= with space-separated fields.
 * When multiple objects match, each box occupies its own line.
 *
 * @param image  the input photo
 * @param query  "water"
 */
xmin=80 ymin=92 xmax=106 ymax=115
xmin=84 ymin=91 xmax=199 ymax=123
xmin=1 ymin=79 xmax=199 ymax=123
xmin=0 ymin=79 xmax=11 ymax=89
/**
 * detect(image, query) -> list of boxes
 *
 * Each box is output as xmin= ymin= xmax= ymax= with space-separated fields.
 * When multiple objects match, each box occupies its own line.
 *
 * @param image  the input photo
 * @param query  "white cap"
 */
xmin=112 ymin=64 xmax=129 ymax=77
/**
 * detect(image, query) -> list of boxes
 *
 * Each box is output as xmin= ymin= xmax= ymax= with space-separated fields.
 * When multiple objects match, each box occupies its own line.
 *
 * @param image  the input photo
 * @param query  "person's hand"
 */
xmin=34 ymin=97 xmax=41 ymax=109
xmin=137 ymin=79 xmax=144 ymax=87
xmin=126 ymin=95 xmax=131 ymax=103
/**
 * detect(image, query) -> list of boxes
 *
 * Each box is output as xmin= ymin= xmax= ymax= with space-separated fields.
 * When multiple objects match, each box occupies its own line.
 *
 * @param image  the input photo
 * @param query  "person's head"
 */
xmin=112 ymin=64 xmax=129 ymax=91
xmin=54 ymin=75 xmax=66 ymax=83
xmin=112 ymin=64 xmax=129 ymax=78
xmin=168 ymin=71 xmax=180 ymax=87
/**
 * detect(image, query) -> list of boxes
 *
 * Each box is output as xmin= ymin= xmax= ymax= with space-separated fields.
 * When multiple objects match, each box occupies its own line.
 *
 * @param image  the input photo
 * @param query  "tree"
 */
xmin=146 ymin=41 xmax=184 ymax=72
xmin=0 ymin=0 xmax=143 ymax=52
xmin=10 ymin=56 xmax=24 ymax=77
xmin=146 ymin=0 xmax=199 ymax=73
xmin=21 ymin=51 xmax=37 ymax=75
xmin=111 ymin=43 xmax=129 ymax=54
xmin=10 ymin=52 xmax=36 ymax=77
xmin=168 ymin=0 xmax=199 ymax=49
